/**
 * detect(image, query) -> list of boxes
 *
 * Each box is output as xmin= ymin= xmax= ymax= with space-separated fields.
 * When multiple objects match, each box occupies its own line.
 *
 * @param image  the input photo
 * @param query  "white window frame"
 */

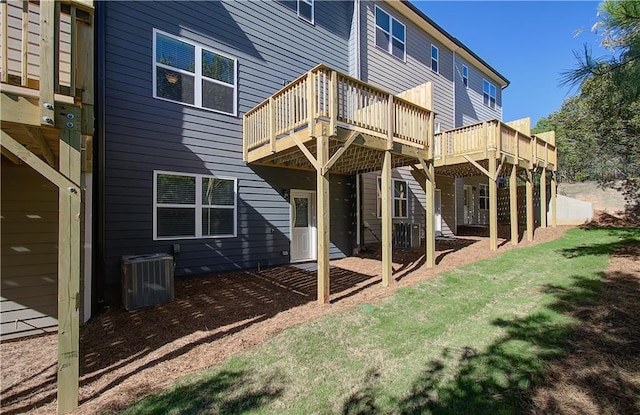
xmin=377 ymin=177 xmax=409 ymax=219
xmin=297 ymin=0 xmax=314 ymax=24
xmin=462 ymin=64 xmax=469 ymax=88
xmin=375 ymin=5 xmax=406 ymax=62
xmin=152 ymin=29 xmax=238 ymax=116
xmin=431 ymin=45 xmax=439 ymax=73
xmin=153 ymin=170 xmax=238 ymax=240
xmin=483 ymin=79 xmax=497 ymax=109
xmin=479 ymin=183 xmax=489 ymax=210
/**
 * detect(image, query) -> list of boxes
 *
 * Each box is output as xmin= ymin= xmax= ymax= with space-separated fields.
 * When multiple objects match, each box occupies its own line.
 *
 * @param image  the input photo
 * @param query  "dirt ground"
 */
xmin=0 ymin=224 xmax=596 ymax=415
xmin=525 ymin=231 xmax=640 ymax=414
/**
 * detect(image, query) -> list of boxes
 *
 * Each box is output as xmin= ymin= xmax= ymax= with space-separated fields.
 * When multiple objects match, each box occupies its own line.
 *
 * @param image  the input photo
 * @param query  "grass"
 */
xmin=121 ymin=228 xmax=640 ymax=415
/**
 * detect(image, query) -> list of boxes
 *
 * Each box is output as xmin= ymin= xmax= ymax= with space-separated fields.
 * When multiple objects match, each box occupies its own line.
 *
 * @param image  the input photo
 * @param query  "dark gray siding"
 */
xmin=359 ymin=0 xmax=454 ymax=130
xmin=454 ymin=54 xmax=503 ymax=127
xmin=102 ymin=1 xmax=354 ymax=302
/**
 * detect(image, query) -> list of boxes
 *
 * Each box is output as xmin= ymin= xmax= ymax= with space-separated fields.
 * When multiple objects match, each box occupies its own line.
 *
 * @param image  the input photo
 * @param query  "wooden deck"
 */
xmin=244 ymin=64 xmax=434 ymax=175
xmin=1 ymin=1 xmax=94 ymax=412
xmin=433 ymin=119 xmax=557 ymax=176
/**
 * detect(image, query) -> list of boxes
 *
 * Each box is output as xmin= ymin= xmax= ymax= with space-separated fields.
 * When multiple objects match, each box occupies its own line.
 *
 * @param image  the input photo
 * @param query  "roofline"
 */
xmin=393 ymin=0 xmax=510 ymax=88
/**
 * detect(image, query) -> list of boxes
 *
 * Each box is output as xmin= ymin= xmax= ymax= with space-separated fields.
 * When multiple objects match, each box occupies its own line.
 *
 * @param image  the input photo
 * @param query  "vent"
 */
xmin=121 ymin=254 xmax=175 ymax=310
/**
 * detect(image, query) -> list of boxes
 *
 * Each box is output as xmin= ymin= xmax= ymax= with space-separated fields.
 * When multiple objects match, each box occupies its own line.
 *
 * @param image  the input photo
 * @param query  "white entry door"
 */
xmin=463 ymin=185 xmax=473 ymax=225
xmin=435 ymin=189 xmax=442 ymax=234
xmin=290 ymin=190 xmax=316 ymax=262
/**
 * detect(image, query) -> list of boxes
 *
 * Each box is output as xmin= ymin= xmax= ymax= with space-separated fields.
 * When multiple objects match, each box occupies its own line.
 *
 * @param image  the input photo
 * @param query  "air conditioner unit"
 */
xmin=121 ymin=253 xmax=174 ymax=310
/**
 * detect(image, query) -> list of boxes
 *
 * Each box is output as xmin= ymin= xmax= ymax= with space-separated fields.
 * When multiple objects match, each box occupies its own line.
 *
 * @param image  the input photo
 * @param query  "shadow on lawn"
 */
xmin=343 ymin=240 xmax=640 ymax=415
xmin=120 ymin=369 xmax=284 ymax=415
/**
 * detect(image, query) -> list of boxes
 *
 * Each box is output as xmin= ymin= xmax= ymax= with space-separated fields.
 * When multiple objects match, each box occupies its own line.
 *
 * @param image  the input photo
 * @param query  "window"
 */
xmin=297 ymin=0 xmax=314 ymax=23
xmin=462 ymin=64 xmax=468 ymax=88
xmin=431 ymin=45 xmax=439 ymax=73
xmin=479 ymin=184 xmax=489 ymax=210
xmin=375 ymin=6 xmax=406 ymax=61
xmin=377 ymin=177 xmax=408 ymax=218
xmin=153 ymin=29 xmax=237 ymax=115
xmin=154 ymin=171 xmax=237 ymax=239
xmin=483 ymin=79 xmax=496 ymax=109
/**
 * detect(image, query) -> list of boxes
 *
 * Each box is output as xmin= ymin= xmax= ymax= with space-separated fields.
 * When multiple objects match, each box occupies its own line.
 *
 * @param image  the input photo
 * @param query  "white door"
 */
xmin=290 ymin=190 xmax=316 ymax=262
xmin=435 ymin=189 xmax=442 ymax=234
xmin=463 ymin=185 xmax=473 ymax=225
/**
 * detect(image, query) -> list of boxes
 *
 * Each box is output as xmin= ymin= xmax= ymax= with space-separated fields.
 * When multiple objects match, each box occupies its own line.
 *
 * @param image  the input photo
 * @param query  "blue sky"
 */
xmin=414 ymin=1 xmax=609 ymax=126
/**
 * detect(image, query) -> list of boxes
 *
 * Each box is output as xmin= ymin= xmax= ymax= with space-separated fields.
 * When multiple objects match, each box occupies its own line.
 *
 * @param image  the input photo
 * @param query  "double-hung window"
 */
xmin=462 ymin=65 xmax=469 ymax=88
xmin=483 ymin=79 xmax=496 ymax=109
xmin=297 ymin=0 xmax=314 ymax=23
xmin=153 ymin=29 xmax=237 ymax=116
xmin=154 ymin=171 xmax=237 ymax=240
xmin=479 ymin=184 xmax=489 ymax=210
xmin=375 ymin=6 xmax=406 ymax=61
xmin=377 ymin=177 xmax=408 ymax=218
xmin=431 ymin=45 xmax=439 ymax=73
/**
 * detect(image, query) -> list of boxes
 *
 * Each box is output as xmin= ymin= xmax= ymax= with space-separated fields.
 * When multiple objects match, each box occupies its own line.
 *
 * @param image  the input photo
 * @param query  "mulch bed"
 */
xmin=2 ymin=226 xmax=569 ymax=414
xmin=524 ymin=240 xmax=640 ymax=414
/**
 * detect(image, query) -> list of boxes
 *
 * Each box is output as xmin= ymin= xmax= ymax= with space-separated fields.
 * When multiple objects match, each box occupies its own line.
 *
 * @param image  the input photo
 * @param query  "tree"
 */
xmin=555 ymin=0 xmax=640 ymax=217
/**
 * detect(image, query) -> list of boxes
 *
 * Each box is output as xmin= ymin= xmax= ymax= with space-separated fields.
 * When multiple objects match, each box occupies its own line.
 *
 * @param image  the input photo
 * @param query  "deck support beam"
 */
xmin=55 ymin=104 xmax=82 ymax=414
xmin=540 ymin=168 xmax=547 ymax=228
xmin=488 ymin=150 xmax=498 ymax=251
xmin=526 ymin=169 xmax=534 ymax=241
xmin=510 ymin=164 xmax=518 ymax=246
xmin=424 ymin=162 xmax=436 ymax=268
xmin=381 ymin=150 xmax=393 ymax=286
xmin=551 ymin=170 xmax=557 ymax=227
xmin=316 ymin=134 xmax=330 ymax=304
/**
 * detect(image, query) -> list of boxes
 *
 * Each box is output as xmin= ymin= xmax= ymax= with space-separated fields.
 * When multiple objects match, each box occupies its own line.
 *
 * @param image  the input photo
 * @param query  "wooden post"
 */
xmin=21 ymin=1 xmax=29 ymax=86
xmin=269 ymin=97 xmax=276 ymax=153
xmin=1 ymin=0 xmax=7 ymax=83
xmin=425 ymin=163 xmax=435 ymax=267
xmin=381 ymin=150 xmax=393 ymax=286
xmin=56 ymin=104 xmax=82 ymax=414
xmin=387 ymin=96 xmax=394 ymax=150
xmin=316 ymin=134 xmax=330 ymax=304
xmin=526 ymin=169 xmax=534 ymax=241
xmin=489 ymin=150 xmax=498 ymax=251
xmin=551 ymin=170 xmax=557 ymax=227
xmin=540 ymin=168 xmax=547 ymax=228
xmin=510 ymin=164 xmax=518 ymax=246
xmin=39 ymin=0 xmax=56 ymax=126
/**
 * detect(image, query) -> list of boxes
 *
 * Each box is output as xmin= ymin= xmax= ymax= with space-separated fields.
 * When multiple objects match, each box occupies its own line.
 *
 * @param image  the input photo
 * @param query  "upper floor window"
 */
xmin=462 ymin=65 xmax=469 ymax=88
xmin=377 ymin=177 xmax=408 ymax=218
xmin=375 ymin=6 xmax=406 ymax=61
xmin=154 ymin=171 xmax=237 ymax=240
xmin=431 ymin=45 xmax=439 ymax=73
xmin=298 ymin=0 xmax=314 ymax=23
xmin=153 ymin=29 xmax=237 ymax=116
xmin=483 ymin=79 xmax=496 ymax=109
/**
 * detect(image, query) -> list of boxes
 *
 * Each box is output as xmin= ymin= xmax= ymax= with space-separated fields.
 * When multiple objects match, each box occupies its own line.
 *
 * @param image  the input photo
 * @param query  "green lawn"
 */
xmin=122 ymin=228 xmax=640 ymax=415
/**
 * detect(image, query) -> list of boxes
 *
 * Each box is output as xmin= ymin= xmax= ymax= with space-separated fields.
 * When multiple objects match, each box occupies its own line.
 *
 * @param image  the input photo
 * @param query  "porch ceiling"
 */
xmin=250 ymin=131 xmax=419 ymax=175
xmin=1 ymin=121 xmax=60 ymax=167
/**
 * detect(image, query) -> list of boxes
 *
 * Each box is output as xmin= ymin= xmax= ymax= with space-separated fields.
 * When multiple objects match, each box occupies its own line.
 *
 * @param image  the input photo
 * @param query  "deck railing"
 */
xmin=1 ymin=0 xmax=94 ymax=102
xmin=434 ymin=120 xmax=557 ymax=168
xmin=244 ymin=65 xmax=432 ymax=158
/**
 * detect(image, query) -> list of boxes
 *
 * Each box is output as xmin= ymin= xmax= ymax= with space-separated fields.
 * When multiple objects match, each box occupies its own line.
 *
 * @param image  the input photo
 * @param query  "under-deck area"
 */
xmin=244 ymin=64 xmax=438 ymax=305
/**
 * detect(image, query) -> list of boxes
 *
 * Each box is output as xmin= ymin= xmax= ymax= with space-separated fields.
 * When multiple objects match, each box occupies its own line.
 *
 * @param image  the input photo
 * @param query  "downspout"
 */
xmin=452 ymin=49 xmax=456 ymax=127
xmin=355 ymin=0 xmax=361 ymax=80
xmin=92 ymin=0 xmax=106 ymax=314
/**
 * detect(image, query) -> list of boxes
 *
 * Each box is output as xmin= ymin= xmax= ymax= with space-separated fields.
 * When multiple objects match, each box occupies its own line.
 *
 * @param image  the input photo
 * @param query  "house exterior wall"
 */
xmin=358 ymin=0 xmax=454 ymax=130
xmin=454 ymin=54 xmax=503 ymax=127
xmin=1 ymin=164 xmax=59 ymax=340
xmin=100 ymin=0 xmax=355 ymax=302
